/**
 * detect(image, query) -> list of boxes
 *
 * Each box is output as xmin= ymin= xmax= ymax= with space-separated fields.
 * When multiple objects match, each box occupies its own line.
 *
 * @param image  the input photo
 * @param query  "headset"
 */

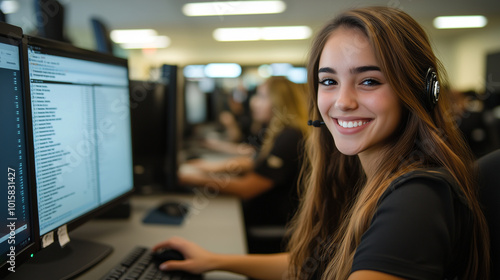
xmin=308 ymin=67 xmax=441 ymax=127
xmin=424 ymin=67 xmax=440 ymax=111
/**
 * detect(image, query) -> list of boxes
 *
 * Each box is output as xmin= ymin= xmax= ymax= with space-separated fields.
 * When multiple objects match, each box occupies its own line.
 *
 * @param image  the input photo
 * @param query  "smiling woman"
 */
xmin=149 ymin=6 xmax=491 ymax=280
xmin=288 ymin=6 xmax=490 ymax=280
xmin=316 ymin=27 xmax=402 ymax=160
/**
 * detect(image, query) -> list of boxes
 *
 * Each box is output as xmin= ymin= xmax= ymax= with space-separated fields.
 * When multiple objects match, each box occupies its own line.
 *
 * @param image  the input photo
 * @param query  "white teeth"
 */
xmin=337 ymin=120 xmax=368 ymax=128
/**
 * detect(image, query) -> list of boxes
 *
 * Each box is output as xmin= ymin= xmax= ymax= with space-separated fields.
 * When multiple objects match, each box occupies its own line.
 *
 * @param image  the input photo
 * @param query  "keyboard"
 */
xmin=100 ymin=247 xmax=203 ymax=280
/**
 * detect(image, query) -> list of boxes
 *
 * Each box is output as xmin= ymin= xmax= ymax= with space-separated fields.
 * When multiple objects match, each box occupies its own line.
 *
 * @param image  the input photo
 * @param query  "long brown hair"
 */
xmin=287 ymin=6 xmax=490 ymax=280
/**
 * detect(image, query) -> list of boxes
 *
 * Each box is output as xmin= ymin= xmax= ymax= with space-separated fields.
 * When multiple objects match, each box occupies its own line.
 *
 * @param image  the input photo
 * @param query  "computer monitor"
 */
xmin=182 ymin=78 xmax=231 ymax=149
xmin=90 ymin=17 xmax=114 ymax=54
xmin=9 ymin=34 xmax=134 ymax=279
xmin=130 ymin=65 xmax=179 ymax=194
xmin=184 ymin=80 xmax=209 ymax=126
xmin=1 ymin=8 xmax=6 ymax=22
xmin=34 ymin=0 xmax=67 ymax=42
xmin=486 ymin=51 xmax=500 ymax=95
xmin=0 ymin=22 xmax=38 ymax=279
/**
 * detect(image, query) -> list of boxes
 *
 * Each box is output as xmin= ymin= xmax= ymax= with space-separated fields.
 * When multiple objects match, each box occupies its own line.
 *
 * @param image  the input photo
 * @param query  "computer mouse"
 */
xmin=157 ymin=201 xmax=189 ymax=218
xmin=152 ymin=248 xmax=185 ymax=263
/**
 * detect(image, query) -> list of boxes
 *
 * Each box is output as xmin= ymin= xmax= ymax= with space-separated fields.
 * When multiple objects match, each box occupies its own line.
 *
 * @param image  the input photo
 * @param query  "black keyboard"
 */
xmin=100 ymin=247 xmax=203 ymax=280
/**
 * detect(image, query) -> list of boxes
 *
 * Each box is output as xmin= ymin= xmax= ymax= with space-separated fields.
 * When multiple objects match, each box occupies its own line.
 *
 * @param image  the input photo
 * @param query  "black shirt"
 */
xmin=242 ymin=126 xmax=303 ymax=227
xmin=351 ymin=170 xmax=472 ymax=280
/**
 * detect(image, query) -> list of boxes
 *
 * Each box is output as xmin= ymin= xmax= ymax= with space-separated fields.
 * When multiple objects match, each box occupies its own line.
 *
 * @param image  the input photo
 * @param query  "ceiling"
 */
xmin=6 ymin=0 xmax=500 ymax=66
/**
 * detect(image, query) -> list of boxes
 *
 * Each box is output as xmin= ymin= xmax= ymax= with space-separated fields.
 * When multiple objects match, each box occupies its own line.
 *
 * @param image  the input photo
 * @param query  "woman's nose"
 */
xmin=334 ymin=86 xmax=358 ymax=111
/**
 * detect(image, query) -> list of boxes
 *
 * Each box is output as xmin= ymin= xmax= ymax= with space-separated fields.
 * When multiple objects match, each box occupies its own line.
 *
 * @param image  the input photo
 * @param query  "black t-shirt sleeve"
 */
xmin=351 ymin=176 xmax=456 ymax=280
xmin=244 ymin=127 xmax=303 ymax=226
xmin=254 ymin=127 xmax=303 ymax=185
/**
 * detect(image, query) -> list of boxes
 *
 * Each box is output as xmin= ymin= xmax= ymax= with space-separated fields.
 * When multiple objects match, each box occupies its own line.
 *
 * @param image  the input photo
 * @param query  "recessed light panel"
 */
xmin=433 ymin=15 xmax=487 ymax=29
xmin=183 ymin=1 xmax=286 ymax=16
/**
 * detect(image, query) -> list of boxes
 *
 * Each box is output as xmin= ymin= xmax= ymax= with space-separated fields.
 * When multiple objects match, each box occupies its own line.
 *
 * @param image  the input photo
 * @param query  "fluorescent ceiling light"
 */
xmin=213 ymin=26 xmax=311 ymax=41
xmin=119 ymin=36 xmax=170 ymax=49
xmin=261 ymin=26 xmax=311 ymax=40
xmin=183 ymin=1 xmax=286 ymax=16
xmin=204 ymin=63 xmax=242 ymax=78
xmin=110 ymin=29 xmax=170 ymax=49
xmin=1 ymin=0 xmax=19 ymax=14
xmin=110 ymin=29 xmax=157 ymax=43
xmin=433 ymin=15 xmax=487 ymax=29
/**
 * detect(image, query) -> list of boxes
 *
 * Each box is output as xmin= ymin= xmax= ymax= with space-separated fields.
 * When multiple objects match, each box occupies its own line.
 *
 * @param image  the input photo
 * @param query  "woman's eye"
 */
xmin=319 ymin=79 xmax=337 ymax=86
xmin=361 ymin=78 xmax=381 ymax=86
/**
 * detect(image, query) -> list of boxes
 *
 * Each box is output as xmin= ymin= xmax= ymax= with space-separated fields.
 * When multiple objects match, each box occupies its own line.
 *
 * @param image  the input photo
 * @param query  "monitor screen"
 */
xmin=184 ymin=80 xmax=209 ymax=125
xmin=26 ymin=36 xmax=134 ymax=237
xmin=0 ymin=22 xmax=37 ymax=278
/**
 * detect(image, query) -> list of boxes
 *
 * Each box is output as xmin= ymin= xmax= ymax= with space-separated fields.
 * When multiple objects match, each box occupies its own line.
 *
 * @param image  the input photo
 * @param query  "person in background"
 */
xmin=179 ymin=76 xmax=310 ymax=253
xmin=200 ymin=83 xmax=256 ymax=156
xmin=450 ymin=89 xmax=498 ymax=158
xmin=156 ymin=6 xmax=490 ymax=279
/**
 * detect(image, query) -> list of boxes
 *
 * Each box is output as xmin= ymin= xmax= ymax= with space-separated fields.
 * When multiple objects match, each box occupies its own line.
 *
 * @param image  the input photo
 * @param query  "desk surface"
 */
xmin=72 ymin=193 xmax=247 ymax=280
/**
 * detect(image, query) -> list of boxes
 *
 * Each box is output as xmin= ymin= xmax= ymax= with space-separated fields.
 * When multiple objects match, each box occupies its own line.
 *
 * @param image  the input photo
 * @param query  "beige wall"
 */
xmin=432 ymin=22 xmax=500 ymax=93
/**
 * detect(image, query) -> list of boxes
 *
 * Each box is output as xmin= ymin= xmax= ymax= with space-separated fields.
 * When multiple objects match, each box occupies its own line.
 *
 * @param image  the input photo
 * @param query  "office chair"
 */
xmin=477 ymin=149 xmax=500 ymax=278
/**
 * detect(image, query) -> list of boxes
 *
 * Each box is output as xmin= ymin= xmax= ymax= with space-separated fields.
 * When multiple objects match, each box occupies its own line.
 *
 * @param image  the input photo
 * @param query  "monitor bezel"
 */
xmin=0 ymin=22 xmax=39 ymax=279
xmin=23 ymin=34 xmax=135 ymax=247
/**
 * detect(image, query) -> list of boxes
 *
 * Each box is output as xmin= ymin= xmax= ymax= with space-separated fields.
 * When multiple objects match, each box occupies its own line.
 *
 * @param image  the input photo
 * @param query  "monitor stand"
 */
xmin=6 ymin=238 xmax=112 ymax=280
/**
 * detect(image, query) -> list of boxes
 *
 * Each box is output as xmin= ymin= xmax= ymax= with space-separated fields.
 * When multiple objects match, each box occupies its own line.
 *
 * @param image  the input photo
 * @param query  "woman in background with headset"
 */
xmin=179 ymin=76 xmax=310 ymax=254
xmin=155 ymin=6 xmax=490 ymax=279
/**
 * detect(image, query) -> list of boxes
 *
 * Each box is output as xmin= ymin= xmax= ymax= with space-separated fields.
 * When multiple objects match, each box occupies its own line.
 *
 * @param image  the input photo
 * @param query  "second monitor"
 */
xmin=129 ymin=65 xmax=179 ymax=194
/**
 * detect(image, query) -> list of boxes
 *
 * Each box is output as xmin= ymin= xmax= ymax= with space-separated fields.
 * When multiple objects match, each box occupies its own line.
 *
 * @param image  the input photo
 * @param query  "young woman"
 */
xmin=155 ymin=7 xmax=490 ymax=280
xmin=179 ymin=76 xmax=309 ymax=253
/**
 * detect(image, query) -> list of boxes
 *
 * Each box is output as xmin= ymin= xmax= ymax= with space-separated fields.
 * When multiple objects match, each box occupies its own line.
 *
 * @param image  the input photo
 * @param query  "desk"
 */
xmin=73 ymin=193 xmax=247 ymax=280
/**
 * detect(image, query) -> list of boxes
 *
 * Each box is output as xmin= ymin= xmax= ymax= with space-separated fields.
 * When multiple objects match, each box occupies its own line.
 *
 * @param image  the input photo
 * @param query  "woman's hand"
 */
xmin=153 ymin=237 xmax=290 ymax=279
xmin=179 ymin=157 xmax=250 ymax=178
xmin=177 ymin=167 xmax=211 ymax=187
xmin=152 ymin=236 xmax=219 ymax=274
xmin=184 ymin=158 xmax=228 ymax=174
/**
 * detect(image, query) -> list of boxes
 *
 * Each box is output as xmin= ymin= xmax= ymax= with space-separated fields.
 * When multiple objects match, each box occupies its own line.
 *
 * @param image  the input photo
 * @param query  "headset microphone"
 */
xmin=308 ymin=120 xmax=325 ymax=127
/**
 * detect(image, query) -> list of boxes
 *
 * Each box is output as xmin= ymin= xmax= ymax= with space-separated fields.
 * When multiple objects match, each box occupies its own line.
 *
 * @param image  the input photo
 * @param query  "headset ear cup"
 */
xmin=425 ymin=67 xmax=440 ymax=111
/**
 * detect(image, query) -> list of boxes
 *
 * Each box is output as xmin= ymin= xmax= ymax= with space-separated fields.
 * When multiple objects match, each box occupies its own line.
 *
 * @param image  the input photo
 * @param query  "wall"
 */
xmin=432 ymin=21 xmax=500 ymax=93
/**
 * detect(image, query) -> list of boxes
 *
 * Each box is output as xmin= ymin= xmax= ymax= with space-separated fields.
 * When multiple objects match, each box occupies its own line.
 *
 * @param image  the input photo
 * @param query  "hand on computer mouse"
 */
xmin=152 ymin=248 xmax=185 ymax=263
xmin=152 ymin=236 xmax=218 ymax=274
